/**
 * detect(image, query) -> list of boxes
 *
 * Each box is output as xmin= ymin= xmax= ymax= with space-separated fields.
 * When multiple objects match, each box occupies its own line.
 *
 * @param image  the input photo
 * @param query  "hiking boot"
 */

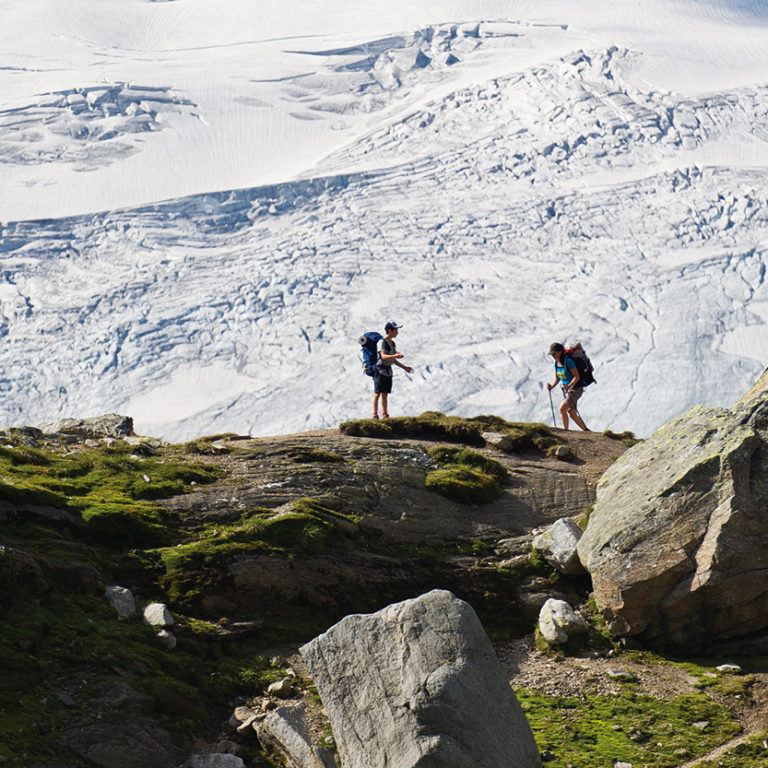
xmin=382 ymin=412 xmax=390 ymax=418
xmin=372 ymin=413 xmax=379 ymax=420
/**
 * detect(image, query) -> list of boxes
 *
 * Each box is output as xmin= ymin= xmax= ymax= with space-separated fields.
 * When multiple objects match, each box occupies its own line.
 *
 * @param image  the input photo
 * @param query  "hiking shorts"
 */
xmin=373 ymin=370 xmax=392 ymax=394
xmin=563 ymin=386 xmax=583 ymax=409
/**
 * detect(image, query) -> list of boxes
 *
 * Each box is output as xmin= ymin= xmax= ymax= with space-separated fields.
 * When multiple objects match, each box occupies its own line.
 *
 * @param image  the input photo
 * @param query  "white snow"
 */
xmin=1 ymin=0 xmax=768 ymax=440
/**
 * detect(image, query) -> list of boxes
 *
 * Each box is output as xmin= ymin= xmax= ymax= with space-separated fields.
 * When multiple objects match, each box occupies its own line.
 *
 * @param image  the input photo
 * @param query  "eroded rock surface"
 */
xmin=300 ymin=589 xmax=542 ymax=768
xmin=577 ymin=371 xmax=768 ymax=651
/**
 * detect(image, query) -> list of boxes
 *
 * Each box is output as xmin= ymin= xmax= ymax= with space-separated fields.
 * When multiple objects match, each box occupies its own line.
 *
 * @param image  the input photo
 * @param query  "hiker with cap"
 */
xmin=373 ymin=321 xmax=413 ymax=419
xmin=547 ymin=342 xmax=589 ymax=431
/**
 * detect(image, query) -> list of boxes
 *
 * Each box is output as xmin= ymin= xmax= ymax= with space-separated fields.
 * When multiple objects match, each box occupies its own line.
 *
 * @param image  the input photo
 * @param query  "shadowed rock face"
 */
xmin=577 ymin=371 xmax=768 ymax=652
xmin=300 ymin=589 xmax=542 ymax=768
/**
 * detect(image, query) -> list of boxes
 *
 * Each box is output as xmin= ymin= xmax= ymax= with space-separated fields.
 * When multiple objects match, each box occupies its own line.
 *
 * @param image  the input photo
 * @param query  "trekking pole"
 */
xmin=548 ymin=387 xmax=556 ymax=428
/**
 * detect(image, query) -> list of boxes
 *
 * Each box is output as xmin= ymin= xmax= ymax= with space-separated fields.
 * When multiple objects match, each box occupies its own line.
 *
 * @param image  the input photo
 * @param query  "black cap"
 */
xmin=548 ymin=342 xmax=564 ymax=355
xmin=385 ymin=321 xmax=402 ymax=332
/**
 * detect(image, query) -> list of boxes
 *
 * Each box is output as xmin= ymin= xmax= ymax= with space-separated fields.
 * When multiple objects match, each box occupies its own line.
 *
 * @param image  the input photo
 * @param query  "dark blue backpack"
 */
xmin=359 ymin=332 xmax=382 ymax=376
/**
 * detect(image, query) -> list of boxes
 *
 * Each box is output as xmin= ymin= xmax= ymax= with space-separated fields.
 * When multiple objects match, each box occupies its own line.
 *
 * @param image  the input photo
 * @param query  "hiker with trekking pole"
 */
xmin=546 ymin=342 xmax=592 ymax=431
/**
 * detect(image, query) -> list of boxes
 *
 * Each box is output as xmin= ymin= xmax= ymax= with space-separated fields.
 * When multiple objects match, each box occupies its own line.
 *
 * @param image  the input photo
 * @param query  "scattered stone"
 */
xmin=482 ymin=431 xmax=516 ymax=451
xmin=716 ymin=664 xmax=742 ymax=674
xmin=629 ymin=729 xmax=647 ymax=742
xmin=606 ymin=670 xmax=637 ymax=683
xmin=267 ymin=678 xmax=294 ymax=698
xmin=232 ymin=706 xmax=256 ymax=724
xmin=554 ymin=445 xmax=572 ymax=459
xmin=538 ymin=598 xmax=589 ymax=645
xmin=692 ymin=721 xmax=709 ymax=731
xmin=157 ymin=629 xmax=177 ymax=649
xmin=532 ymin=518 xmax=585 ymax=575
xmin=143 ymin=602 xmax=174 ymax=627
xmin=612 ymin=761 xmax=633 ymax=768
xmin=300 ymin=589 xmax=541 ymax=768
xmin=105 ymin=586 xmax=136 ymax=620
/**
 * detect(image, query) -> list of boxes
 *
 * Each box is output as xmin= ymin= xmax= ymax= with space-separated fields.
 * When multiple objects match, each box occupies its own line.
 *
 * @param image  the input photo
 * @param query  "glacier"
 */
xmin=0 ymin=0 xmax=767 ymax=440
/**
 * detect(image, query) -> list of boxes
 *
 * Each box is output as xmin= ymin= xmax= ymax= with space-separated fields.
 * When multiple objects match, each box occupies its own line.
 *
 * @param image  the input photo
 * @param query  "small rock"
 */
xmin=157 ymin=629 xmax=177 ymax=649
xmin=629 ymin=730 xmax=647 ymax=742
xmin=105 ymin=585 xmax=136 ymax=620
xmin=612 ymin=761 xmax=633 ymax=768
xmin=143 ymin=602 xmax=174 ymax=627
xmin=482 ymin=431 xmax=516 ymax=451
xmin=236 ymin=716 xmax=258 ymax=733
xmin=692 ymin=721 xmax=709 ymax=731
xmin=539 ymin=598 xmax=589 ymax=645
xmin=232 ymin=706 xmax=255 ymax=723
xmin=554 ymin=445 xmax=572 ymax=459
xmin=716 ymin=664 xmax=742 ymax=674
xmin=267 ymin=678 xmax=294 ymax=698
xmin=606 ymin=670 xmax=637 ymax=682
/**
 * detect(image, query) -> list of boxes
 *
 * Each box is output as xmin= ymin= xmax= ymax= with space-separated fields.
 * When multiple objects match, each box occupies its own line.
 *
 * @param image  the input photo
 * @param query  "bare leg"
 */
xmin=372 ymin=392 xmax=380 ymax=417
xmin=381 ymin=393 xmax=389 ymax=416
xmin=570 ymin=407 xmax=589 ymax=431
xmin=559 ymin=400 xmax=570 ymax=429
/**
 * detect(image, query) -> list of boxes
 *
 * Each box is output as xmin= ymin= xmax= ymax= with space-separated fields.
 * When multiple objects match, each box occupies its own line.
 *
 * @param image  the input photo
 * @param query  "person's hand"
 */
xmin=547 ymin=383 xmax=554 ymax=391
xmin=405 ymin=366 xmax=414 ymax=374
xmin=395 ymin=352 xmax=404 ymax=359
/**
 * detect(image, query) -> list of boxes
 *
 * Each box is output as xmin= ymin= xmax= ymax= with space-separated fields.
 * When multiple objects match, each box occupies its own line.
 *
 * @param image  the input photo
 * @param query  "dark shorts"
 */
xmin=373 ymin=370 xmax=392 ymax=394
xmin=563 ymin=386 xmax=583 ymax=408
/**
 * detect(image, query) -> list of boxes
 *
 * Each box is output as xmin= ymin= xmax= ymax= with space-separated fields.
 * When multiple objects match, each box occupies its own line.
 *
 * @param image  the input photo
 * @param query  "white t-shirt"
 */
xmin=377 ymin=338 xmax=396 ymax=375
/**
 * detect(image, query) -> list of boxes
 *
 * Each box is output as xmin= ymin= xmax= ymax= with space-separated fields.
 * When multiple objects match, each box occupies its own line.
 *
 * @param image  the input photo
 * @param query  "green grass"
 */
xmin=517 ymin=687 xmax=741 ymax=768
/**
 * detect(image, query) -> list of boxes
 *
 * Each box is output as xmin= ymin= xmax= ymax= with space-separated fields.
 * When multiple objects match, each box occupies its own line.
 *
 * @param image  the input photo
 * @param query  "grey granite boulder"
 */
xmin=300 ymin=589 xmax=542 ymax=768
xmin=577 ymin=371 xmax=768 ymax=651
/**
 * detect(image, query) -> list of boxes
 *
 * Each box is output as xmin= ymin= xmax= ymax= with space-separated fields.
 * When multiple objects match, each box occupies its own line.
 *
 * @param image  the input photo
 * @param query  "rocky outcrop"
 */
xmin=300 ymin=589 xmax=542 ymax=768
xmin=37 ymin=413 xmax=134 ymax=438
xmin=577 ymin=371 xmax=768 ymax=651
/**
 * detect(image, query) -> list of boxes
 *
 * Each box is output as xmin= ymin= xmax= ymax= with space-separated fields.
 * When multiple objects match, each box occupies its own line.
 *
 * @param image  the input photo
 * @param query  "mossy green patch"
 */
xmin=517 ymin=687 xmax=741 ymax=768
xmin=425 ymin=466 xmax=502 ymax=504
xmin=696 ymin=730 xmax=768 ymax=766
xmin=424 ymin=444 xmax=507 ymax=504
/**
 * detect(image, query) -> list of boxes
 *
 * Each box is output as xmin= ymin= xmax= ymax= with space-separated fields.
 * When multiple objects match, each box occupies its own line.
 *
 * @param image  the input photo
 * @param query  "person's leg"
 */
xmin=381 ymin=392 xmax=389 ymax=416
xmin=372 ymin=391 xmax=380 ymax=418
xmin=569 ymin=406 xmax=589 ymax=431
xmin=559 ymin=399 xmax=570 ymax=429
xmin=564 ymin=389 xmax=588 ymax=431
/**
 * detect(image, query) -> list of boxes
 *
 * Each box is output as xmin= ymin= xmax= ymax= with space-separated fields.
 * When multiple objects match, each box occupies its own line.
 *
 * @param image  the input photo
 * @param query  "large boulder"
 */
xmin=577 ymin=371 xmax=768 ymax=652
xmin=300 ymin=589 xmax=542 ymax=768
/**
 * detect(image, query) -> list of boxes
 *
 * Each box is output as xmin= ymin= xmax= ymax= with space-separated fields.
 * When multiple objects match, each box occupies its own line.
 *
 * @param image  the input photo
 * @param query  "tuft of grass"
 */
xmin=603 ymin=429 xmax=642 ymax=447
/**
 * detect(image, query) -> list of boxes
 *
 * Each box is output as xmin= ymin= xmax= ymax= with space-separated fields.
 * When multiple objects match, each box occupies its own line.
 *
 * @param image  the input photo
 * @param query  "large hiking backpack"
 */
xmin=565 ymin=343 xmax=596 ymax=387
xmin=359 ymin=331 xmax=382 ymax=376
